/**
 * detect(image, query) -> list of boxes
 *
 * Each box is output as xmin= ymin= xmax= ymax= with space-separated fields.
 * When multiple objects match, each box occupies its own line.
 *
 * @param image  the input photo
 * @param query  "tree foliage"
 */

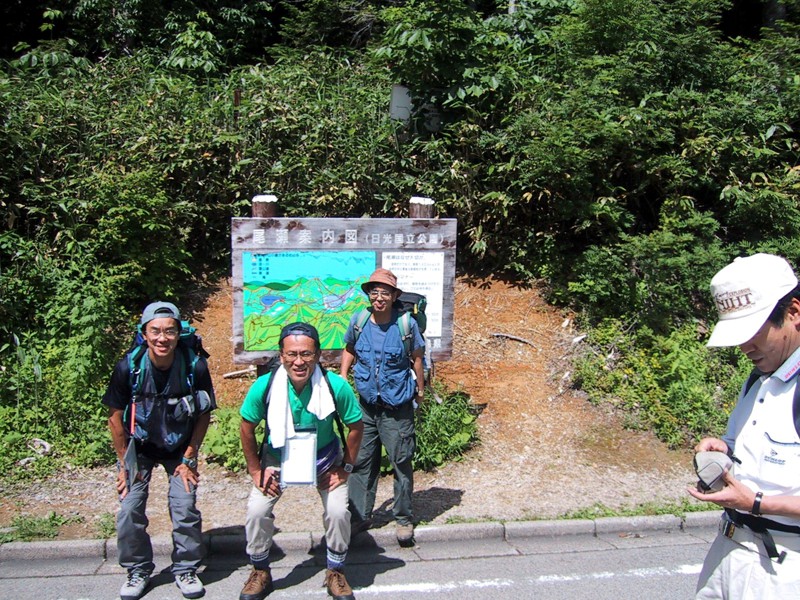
xmin=1 ymin=0 xmax=800 ymax=470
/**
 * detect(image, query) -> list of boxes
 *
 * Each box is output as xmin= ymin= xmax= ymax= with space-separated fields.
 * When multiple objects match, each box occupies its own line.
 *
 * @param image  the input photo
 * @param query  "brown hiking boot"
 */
xmin=325 ymin=568 xmax=355 ymax=600
xmin=240 ymin=568 xmax=273 ymax=600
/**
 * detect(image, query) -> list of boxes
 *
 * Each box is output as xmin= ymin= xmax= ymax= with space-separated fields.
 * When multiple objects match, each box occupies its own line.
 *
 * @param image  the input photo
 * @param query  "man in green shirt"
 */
xmin=239 ymin=322 xmax=363 ymax=600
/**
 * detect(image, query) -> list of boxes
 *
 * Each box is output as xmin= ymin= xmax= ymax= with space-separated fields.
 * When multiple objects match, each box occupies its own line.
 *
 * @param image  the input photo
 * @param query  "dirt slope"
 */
xmin=0 ymin=277 xmax=697 ymax=539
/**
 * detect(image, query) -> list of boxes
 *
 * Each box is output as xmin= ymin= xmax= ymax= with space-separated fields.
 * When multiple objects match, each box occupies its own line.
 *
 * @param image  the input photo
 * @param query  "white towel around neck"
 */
xmin=266 ymin=364 xmax=336 ymax=449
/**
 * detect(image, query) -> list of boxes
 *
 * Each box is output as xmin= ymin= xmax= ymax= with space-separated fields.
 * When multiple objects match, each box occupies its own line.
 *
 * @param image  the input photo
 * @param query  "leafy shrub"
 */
xmin=203 ymin=407 xmax=253 ymax=473
xmin=573 ymin=319 xmax=746 ymax=447
xmin=0 ymin=511 xmax=82 ymax=543
xmin=2 ymin=0 xmax=800 ymax=467
xmin=414 ymin=384 xmax=479 ymax=471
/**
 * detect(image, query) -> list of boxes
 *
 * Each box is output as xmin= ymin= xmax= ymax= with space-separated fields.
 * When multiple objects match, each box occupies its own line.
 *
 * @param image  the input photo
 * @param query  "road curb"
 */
xmin=0 ymin=511 xmax=723 ymax=561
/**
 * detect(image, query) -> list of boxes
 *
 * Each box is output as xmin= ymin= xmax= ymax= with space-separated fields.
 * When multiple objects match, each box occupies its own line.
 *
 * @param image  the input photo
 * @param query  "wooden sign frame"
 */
xmin=231 ymin=217 xmax=457 ymax=365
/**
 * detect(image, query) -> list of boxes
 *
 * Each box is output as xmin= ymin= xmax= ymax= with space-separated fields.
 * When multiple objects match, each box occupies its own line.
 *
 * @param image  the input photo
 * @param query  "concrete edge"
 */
xmin=414 ymin=521 xmax=504 ymax=543
xmin=594 ymin=514 xmax=683 ymax=534
xmin=505 ymin=518 xmax=595 ymax=539
xmin=682 ymin=510 xmax=723 ymax=530
xmin=0 ymin=511 xmax=723 ymax=560
xmin=0 ymin=538 xmax=106 ymax=561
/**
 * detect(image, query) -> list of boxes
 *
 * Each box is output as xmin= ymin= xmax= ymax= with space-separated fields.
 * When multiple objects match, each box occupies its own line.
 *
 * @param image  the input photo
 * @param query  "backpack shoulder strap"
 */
xmin=179 ymin=342 xmax=199 ymax=392
xmin=320 ymin=365 xmax=348 ymax=455
xmin=397 ymin=311 xmax=413 ymax=358
xmin=793 ymin=374 xmax=800 ymax=440
xmin=260 ymin=361 xmax=282 ymax=411
xmin=353 ymin=309 xmax=371 ymax=343
xmin=743 ymin=368 xmax=760 ymax=396
xmin=127 ymin=345 xmax=148 ymax=394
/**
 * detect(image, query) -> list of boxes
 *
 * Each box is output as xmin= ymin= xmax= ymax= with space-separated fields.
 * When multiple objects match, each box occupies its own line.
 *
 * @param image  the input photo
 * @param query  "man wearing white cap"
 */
xmin=689 ymin=253 xmax=800 ymax=598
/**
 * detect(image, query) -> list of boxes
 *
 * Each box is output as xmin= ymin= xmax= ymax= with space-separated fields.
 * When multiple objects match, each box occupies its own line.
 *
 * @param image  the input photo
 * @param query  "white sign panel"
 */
xmin=382 ymin=251 xmax=444 ymax=338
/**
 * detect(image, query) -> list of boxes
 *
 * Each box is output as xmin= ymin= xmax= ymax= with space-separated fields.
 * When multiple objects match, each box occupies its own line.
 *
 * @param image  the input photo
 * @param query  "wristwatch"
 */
xmin=182 ymin=456 xmax=198 ymax=469
xmin=343 ymin=463 xmax=354 ymax=473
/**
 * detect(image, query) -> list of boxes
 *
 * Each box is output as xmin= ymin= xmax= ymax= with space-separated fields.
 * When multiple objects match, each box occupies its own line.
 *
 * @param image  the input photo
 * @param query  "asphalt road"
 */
xmin=0 ymin=513 xmax=719 ymax=599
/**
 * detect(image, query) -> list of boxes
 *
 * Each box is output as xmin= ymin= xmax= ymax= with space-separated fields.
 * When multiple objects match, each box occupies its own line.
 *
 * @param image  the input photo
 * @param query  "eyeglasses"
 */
xmin=368 ymin=290 xmax=393 ymax=299
xmin=282 ymin=350 xmax=317 ymax=361
xmin=146 ymin=327 xmax=179 ymax=339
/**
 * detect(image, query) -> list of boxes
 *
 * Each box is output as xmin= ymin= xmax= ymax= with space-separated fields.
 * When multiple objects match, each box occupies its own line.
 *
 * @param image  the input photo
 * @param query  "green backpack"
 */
xmin=353 ymin=291 xmax=427 ymax=358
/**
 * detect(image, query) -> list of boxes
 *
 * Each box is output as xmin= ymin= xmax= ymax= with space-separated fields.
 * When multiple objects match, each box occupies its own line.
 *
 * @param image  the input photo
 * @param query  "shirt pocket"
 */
xmin=384 ymin=343 xmax=405 ymax=368
xmin=758 ymin=432 xmax=800 ymax=482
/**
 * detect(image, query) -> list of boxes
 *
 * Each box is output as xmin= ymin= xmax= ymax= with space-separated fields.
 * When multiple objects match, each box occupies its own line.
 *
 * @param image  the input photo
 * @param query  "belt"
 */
xmin=361 ymin=396 xmax=406 ymax=411
xmin=722 ymin=508 xmax=800 ymax=564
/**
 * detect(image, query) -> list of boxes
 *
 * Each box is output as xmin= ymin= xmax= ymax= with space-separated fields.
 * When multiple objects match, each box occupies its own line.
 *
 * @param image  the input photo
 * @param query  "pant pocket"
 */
xmin=392 ymin=428 xmax=416 ymax=465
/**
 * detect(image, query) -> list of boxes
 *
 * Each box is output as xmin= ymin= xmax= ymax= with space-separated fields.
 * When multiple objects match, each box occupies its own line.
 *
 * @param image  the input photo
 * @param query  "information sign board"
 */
xmin=231 ymin=217 xmax=456 ymax=364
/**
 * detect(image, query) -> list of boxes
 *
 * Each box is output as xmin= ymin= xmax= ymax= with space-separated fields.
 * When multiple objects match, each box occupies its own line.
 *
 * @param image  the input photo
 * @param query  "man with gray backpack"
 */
xmin=103 ymin=302 xmax=216 ymax=600
xmin=340 ymin=268 xmax=426 ymax=546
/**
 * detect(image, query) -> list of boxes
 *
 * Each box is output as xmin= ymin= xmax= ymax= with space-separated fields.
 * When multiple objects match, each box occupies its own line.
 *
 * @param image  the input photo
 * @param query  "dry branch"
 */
xmin=490 ymin=332 xmax=536 ymax=347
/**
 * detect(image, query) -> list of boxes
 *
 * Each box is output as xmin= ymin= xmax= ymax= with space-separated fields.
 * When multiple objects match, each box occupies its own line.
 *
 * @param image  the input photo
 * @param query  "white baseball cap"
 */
xmin=707 ymin=253 xmax=798 ymax=347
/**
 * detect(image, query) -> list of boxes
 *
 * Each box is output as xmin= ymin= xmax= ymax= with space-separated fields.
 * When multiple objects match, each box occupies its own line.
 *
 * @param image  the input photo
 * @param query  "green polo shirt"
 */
xmin=240 ymin=369 xmax=361 ymax=455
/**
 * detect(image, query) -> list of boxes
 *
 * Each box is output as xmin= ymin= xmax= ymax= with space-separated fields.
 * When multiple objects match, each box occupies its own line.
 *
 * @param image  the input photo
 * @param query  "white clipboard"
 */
xmin=280 ymin=430 xmax=317 ymax=486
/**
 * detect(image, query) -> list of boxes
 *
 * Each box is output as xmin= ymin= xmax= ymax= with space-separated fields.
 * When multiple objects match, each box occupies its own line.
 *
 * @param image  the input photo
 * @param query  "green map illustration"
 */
xmin=242 ymin=250 xmax=375 ymax=351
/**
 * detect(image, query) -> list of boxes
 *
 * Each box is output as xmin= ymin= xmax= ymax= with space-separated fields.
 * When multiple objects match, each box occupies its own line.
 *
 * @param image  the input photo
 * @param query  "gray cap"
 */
xmin=140 ymin=301 xmax=181 ymax=327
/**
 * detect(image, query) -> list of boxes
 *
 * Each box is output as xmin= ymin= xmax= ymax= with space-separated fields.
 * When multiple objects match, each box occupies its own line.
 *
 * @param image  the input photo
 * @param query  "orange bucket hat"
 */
xmin=361 ymin=268 xmax=402 ymax=295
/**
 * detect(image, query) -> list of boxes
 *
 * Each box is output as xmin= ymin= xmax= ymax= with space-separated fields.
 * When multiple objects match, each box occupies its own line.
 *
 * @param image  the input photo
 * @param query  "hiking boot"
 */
xmin=396 ymin=523 xmax=414 ymax=546
xmin=325 ymin=568 xmax=355 ymax=600
xmin=175 ymin=571 xmax=205 ymax=599
xmin=240 ymin=567 xmax=274 ymax=600
xmin=120 ymin=571 xmax=150 ymax=600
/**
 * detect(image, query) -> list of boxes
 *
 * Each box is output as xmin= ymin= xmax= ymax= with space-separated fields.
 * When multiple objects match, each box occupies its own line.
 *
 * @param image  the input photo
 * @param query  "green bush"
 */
xmin=2 ymin=1 xmax=800 ymax=466
xmin=0 ymin=511 xmax=82 ymax=543
xmin=414 ymin=384 xmax=479 ymax=471
xmin=573 ymin=319 xmax=747 ymax=447
xmin=203 ymin=407 xmax=253 ymax=473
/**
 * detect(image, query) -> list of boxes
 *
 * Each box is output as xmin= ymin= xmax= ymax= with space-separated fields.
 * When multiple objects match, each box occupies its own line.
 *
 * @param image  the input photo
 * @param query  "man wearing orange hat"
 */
xmin=340 ymin=268 xmax=425 ymax=546
xmin=689 ymin=253 xmax=800 ymax=598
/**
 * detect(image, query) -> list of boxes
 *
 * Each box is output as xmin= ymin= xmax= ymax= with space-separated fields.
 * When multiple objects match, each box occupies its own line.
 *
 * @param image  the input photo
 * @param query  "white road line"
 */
xmin=534 ymin=563 xmax=703 ymax=583
xmin=315 ymin=565 xmax=705 ymax=596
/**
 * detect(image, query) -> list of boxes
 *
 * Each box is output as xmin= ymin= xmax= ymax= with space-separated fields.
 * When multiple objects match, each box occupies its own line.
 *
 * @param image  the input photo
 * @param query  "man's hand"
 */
xmin=687 ymin=471 xmax=755 ymax=511
xmin=694 ymin=437 xmax=729 ymax=454
xmin=252 ymin=467 xmax=282 ymax=497
xmin=174 ymin=462 xmax=200 ymax=493
xmin=116 ymin=467 xmax=129 ymax=499
xmin=318 ymin=466 xmax=348 ymax=492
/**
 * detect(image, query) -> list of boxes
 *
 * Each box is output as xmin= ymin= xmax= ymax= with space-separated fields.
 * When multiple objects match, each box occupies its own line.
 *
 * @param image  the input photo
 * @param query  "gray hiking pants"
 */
xmin=116 ymin=454 xmax=203 ymax=575
xmin=349 ymin=399 xmax=416 ymax=526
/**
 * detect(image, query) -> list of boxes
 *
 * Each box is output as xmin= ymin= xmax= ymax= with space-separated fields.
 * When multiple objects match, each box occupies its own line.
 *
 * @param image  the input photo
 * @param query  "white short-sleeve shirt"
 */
xmin=725 ymin=345 xmax=800 ymax=527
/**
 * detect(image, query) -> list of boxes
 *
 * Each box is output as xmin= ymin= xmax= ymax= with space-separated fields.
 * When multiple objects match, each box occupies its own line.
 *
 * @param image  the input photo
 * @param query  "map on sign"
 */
xmin=242 ymin=250 xmax=375 ymax=351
